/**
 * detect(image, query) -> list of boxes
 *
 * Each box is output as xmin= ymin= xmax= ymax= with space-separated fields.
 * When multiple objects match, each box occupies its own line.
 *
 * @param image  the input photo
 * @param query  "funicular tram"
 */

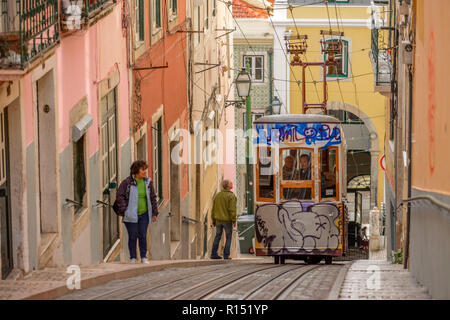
xmin=252 ymin=114 xmax=347 ymax=264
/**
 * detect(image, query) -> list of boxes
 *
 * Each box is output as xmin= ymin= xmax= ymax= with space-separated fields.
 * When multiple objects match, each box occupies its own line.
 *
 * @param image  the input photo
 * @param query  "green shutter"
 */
xmin=139 ymin=0 xmax=144 ymax=41
xmin=156 ymin=0 xmax=161 ymax=28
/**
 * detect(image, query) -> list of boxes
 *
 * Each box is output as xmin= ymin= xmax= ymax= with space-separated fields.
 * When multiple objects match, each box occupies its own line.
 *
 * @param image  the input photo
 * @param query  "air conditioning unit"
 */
xmin=402 ymin=40 xmax=413 ymax=65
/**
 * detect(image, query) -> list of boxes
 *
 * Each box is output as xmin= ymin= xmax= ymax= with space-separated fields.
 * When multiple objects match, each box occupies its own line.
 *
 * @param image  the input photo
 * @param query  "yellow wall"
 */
xmin=412 ymin=0 xmax=450 ymax=196
xmin=288 ymin=6 xmax=386 ymax=207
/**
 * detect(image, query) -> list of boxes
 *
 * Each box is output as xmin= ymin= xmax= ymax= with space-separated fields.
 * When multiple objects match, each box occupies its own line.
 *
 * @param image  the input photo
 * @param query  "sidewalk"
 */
xmin=339 ymin=247 xmax=432 ymax=299
xmin=0 ymin=257 xmax=263 ymax=300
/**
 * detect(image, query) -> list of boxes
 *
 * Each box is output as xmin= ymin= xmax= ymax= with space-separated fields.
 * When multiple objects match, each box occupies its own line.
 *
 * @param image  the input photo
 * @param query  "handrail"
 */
xmin=401 ymin=195 xmax=450 ymax=214
xmin=182 ymin=216 xmax=199 ymax=224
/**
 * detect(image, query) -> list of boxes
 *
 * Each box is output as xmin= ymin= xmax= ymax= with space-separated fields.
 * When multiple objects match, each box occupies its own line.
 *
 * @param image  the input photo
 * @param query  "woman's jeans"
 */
xmin=211 ymin=222 xmax=233 ymax=258
xmin=124 ymin=213 xmax=149 ymax=259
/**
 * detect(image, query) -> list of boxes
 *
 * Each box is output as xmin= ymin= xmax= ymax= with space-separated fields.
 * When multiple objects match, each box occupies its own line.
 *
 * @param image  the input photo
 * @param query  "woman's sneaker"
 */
xmin=130 ymin=258 xmax=137 ymax=264
xmin=142 ymin=258 xmax=150 ymax=264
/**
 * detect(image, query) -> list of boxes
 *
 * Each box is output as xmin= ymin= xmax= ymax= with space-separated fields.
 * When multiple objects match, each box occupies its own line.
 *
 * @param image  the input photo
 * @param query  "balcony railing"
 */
xmin=85 ymin=0 xmax=114 ymax=17
xmin=369 ymin=5 xmax=393 ymax=91
xmin=370 ymin=26 xmax=393 ymax=88
xmin=61 ymin=0 xmax=115 ymax=32
xmin=0 ymin=0 xmax=59 ymax=69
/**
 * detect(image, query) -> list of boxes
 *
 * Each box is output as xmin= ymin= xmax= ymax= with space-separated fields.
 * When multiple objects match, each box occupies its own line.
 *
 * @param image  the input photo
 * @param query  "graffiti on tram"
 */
xmin=255 ymin=201 xmax=341 ymax=254
xmin=255 ymin=122 xmax=341 ymax=148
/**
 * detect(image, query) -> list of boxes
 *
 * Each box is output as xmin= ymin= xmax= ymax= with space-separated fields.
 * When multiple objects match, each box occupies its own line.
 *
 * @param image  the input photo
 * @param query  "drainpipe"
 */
xmin=403 ymin=67 xmax=413 ymax=269
xmin=268 ymin=48 xmax=273 ymax=112
xmin=392 ymin=3 xmax=399 ymax=257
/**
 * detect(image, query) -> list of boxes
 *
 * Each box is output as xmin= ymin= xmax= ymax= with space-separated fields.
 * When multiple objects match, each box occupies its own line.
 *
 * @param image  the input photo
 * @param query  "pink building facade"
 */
xmin=0 ymin=1 xmax=132 ymax=278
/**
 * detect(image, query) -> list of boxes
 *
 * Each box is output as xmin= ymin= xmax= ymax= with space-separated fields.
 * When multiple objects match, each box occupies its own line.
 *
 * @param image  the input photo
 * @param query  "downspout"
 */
xmin=392 ymin=1 xmax=399 ymax=255
xmin=403 ymin=66 xmax=413 ymax=269
xmin=268 ymin=48 xmax=273 ymax=111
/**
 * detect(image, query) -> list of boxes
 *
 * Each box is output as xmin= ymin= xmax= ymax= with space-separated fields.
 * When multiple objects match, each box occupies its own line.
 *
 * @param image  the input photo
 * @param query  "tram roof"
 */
xmin=253 ymin=114 xmax=340 ymax=124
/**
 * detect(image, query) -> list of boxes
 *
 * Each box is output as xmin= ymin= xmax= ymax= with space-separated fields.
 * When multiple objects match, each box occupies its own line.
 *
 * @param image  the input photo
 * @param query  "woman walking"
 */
xmin=115 ymin=160 xmax=159 ymax=263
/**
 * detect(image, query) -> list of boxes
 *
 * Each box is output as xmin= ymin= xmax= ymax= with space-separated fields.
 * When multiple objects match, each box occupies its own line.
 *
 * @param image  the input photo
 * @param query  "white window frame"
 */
xmin=242 ymin=54 xmax=265 ymax=83
xmin=134 ymin=0 xmax=144 ymax=45
xmin=321 ymin=37 xmax=352 ymax=81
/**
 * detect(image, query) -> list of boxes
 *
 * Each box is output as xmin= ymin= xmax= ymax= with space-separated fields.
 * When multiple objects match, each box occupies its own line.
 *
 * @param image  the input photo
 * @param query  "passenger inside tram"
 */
xmin=282 ymin=155 xmax=299 ymax=180
xmin=282 ymin=150 xmax=312 ymax=200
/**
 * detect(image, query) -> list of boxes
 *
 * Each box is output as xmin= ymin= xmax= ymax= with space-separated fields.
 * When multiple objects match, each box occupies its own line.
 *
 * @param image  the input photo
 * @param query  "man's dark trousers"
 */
xmin=211 ymin=222 xmax=233 ymax=258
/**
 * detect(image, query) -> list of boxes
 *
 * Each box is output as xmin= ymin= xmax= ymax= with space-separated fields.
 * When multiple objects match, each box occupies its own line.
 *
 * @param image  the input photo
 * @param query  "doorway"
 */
xmin=169 ymin=140 xmax=181 ymax=257
xmin=100 ymin=89 xmax=119 ymax=258
xmin=37 ymin=71 xmax=58 ymax=235
xmin=0 ymin=107 xmax=12 ymax=279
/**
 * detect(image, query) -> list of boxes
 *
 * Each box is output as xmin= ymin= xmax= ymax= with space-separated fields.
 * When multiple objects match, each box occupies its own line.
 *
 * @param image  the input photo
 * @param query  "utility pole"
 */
xmin=245 ymin=62 xmax=254 ymax=215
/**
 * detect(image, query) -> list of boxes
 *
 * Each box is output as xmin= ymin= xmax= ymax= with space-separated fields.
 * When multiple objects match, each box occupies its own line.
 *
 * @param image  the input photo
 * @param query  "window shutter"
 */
xmin=139 ymin=0 xmax=144 ymax=41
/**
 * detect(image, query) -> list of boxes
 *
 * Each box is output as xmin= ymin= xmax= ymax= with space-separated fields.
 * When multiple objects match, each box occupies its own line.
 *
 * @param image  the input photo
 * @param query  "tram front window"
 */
xmin=320 ymin=147 xmax=337 ymax=199
xmin=281 ymin=149 xmax=312 ymax=200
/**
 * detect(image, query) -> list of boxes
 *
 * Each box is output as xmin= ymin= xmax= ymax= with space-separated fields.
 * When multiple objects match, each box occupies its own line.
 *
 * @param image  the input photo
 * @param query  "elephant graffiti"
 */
xmin=255 ymin=201 xmax=341 ymax=254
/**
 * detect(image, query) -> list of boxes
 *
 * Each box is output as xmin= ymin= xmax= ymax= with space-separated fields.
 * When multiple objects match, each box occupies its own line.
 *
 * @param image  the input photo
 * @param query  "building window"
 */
xmin=324 ymin=39 xmax=349 ymax=78
xmin=243 ymin=112 xmax=264 ymax=131
xmin=135 ymin=0 xmax=144 ymax=42
xmin=152 ymin=117 xmax=163 ymax=204
xmin=73 ymin=135 xmax=86 ymax=212
xmin=243 ymin=55 xmax=264 ymax=82
xmin=389 ymin=103 xmax=395 ymax=142
xmin=205 ymin=0 xmax=209 ymax=30
xmin=327 ymin=110 xmax=364 ymax=124
xmin=152 ymin=0 xmax=162 ymax=31
xmin=169 ymin=0 xmax=177 ymax=21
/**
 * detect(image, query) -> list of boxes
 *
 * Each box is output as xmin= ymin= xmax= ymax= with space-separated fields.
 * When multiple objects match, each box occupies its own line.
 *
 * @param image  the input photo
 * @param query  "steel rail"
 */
xmin=126 ymin=263 xmax=271 ymax=300
xmin=171 ymin=264 xmax=288 ymax=300
xmin=85 ymin=263 xmax=236 ymax=300
xmin=271 ymin=265 xmax=323 ymax=300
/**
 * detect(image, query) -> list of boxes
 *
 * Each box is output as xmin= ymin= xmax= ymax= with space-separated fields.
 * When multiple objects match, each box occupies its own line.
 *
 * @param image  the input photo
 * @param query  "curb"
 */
xmin=327 ymin=261 xmax=353 ymax=300
xmin=22 ymin=258 xmax=264 ymax=300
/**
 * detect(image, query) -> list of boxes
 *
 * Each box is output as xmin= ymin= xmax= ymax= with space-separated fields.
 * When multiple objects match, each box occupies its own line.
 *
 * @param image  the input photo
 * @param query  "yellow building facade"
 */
xmin=272 ymin=0 xmax=386 ymax=222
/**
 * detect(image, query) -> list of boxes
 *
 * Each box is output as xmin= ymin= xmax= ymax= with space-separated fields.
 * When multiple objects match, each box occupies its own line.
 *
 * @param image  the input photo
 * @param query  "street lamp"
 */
xmin=236 ymin=67 xmax=254 ymax=215
xmin=270 ymin=96 xmax=282 ymax=115
xmin=235 ymin=68 xmax=252 ymax=98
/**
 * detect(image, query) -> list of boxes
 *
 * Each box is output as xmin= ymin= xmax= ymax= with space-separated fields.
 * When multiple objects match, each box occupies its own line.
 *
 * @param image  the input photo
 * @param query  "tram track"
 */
xmin=75 ymin=262 xmax=251 ymax=300
xmin=58 ymin=261 xmax=348 ymax=300
xmin=244 ymin=265 xmax=320 ymax=300
xmin=169 ymin=264 xmax=299 ymax=300
xmin=130 ymin=263 xmax=280 ymax=300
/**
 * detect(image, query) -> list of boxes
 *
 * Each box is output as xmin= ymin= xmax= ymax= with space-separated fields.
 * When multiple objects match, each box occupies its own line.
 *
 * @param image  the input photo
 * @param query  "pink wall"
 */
xmin=56 ymin=5 xmax=130 ymax=157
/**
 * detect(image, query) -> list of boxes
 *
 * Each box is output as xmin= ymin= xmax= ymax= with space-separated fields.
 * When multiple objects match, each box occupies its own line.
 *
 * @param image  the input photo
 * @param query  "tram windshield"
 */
xmin=281 ymin=148 xmax=313 ymax=200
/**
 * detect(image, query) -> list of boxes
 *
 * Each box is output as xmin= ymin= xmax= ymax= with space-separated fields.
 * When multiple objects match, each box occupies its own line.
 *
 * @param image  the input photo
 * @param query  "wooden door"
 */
xmin=101 ymin=90 xmax=119 ymax=258
xmin=0 ymin=108 xmax=12 ymax=279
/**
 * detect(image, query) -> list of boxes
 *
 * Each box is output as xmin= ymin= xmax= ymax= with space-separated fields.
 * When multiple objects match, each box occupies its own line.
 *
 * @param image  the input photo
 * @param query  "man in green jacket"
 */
xmin=210 ymin=179 xmax=237 ymax=259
